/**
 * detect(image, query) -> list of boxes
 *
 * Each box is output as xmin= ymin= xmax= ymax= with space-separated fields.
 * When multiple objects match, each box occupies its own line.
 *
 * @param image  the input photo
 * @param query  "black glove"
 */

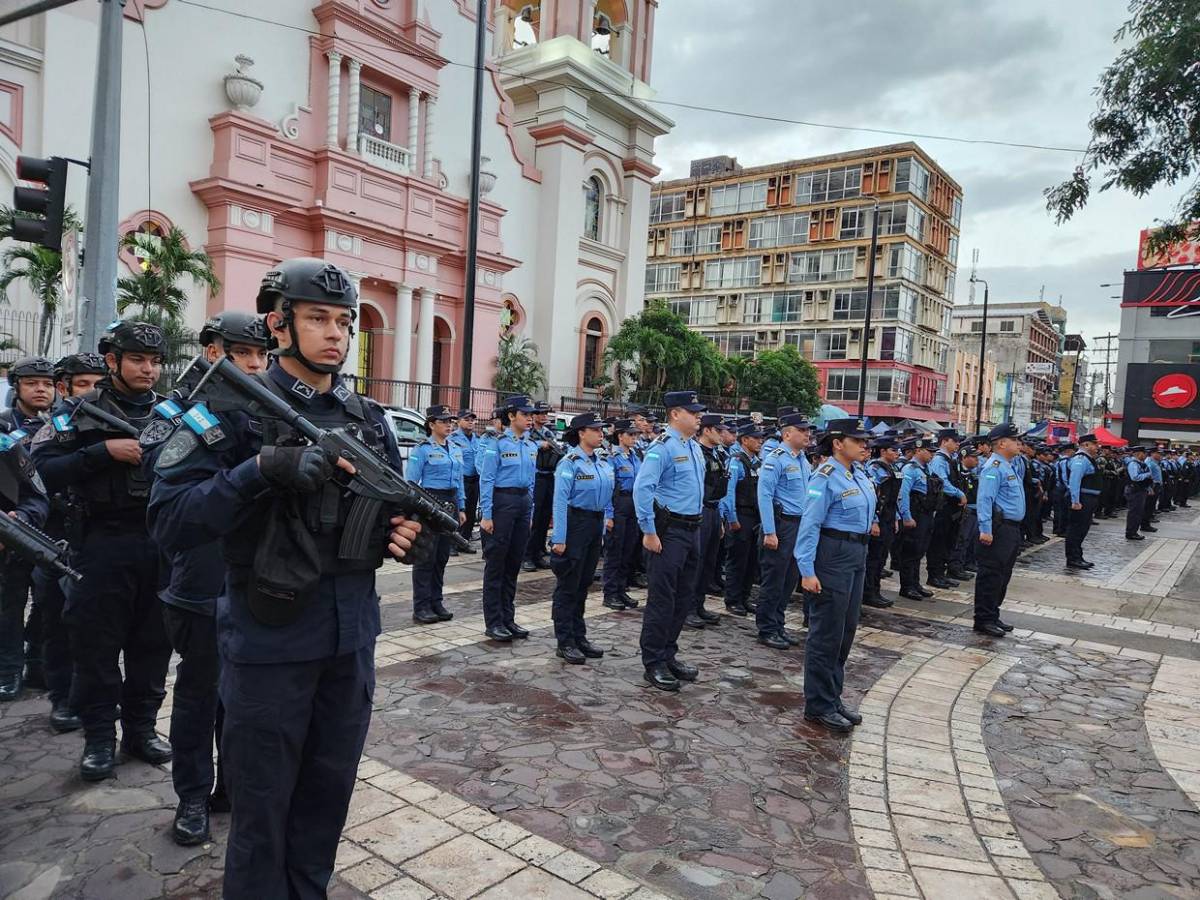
xmin=394 ymin=516 xmax=437 ymax=567
xmin=259 ymin=444 xmax=336 ymax=493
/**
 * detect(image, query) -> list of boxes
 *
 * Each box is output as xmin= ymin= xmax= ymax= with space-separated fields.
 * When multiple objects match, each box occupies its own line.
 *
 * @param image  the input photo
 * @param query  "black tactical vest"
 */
xmin=936 ymin=450 xmax=967 ymax=494
xmin=71 ymin=385 xmax=158 ymax=519
xmin=702 ymin=443 xmax=729 ymax=506
xmin=870 ymin=459 xmax=901 ymax=512
xmin=1073 ymin=451 xmax=1103 ymax=493
xmin=734 ymin=448 xmax=761 ymax=515
xmin=922 ymin=469 xmax=945 ymax=514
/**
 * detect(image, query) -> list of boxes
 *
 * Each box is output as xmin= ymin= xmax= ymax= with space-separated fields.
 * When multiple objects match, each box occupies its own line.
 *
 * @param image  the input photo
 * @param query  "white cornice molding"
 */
xmin=0 ymin=37 xmax=43 ymax=73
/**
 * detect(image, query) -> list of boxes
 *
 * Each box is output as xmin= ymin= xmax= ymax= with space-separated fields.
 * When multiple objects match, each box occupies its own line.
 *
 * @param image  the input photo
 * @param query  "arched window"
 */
xmin=583 ymin=176 xmax=602 ymax=241
xmin=583 ymin=316 xmax=604 ymax=388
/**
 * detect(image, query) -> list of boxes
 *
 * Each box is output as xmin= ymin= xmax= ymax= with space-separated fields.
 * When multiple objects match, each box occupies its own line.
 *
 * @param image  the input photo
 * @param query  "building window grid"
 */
xmin=704 ymin=256 xmax=762 ymax=289
xmin=743 ymin=290 xmax=806 ymax=325
xmin=645 ymin=263 xmax=681 ymax=293
xmin=709 ymin=180 xmax=768 ymax=216
xmin=795 ymin=165 xmax=863 ymax=204
xmin=649 ymin=192 xmax=686 ymax=224
xmin=894 ymin=156 xmax=931 ymax=202
xmin=668 ymin=297 xmax=718 ymax=326
xmin=789 ymin=247 xmax=855 ymax=284
xmin=669 ymin=223 xmax=722 ymax=257
xmin=748 ymin=212 xmax=810 ymax=249
xmin=702 ymin=330 xmax=757 ymax=358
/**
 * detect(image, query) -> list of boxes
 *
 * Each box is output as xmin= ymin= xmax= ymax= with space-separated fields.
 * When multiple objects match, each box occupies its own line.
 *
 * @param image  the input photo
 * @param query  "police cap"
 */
xmin=699 ymin=413 xmax=724 ymax=429
xmin=502 ymin=394 xmax=536 ymax=413
xmin=738 ymin=423 xmax=765 ymax=440
xmin=1078 ymin=433 xmax=1099 ymax=444
xmin=987 ymin=422 xmax=1020 ymax=442
xmin=826 ymin=418 xmax=871 ymax=439
xmin=612 ymin=418 xmax=640 ymax=435
xmin=779 ymin=413 xmax=811 ymax=429
xmin=664 ymin=390 xmax=706 ymax=412
xmin=255 ymin=257 xmax=358 ymax=314
xmin=936 ymin=428 xmax=963 ymax=443
xmin=425 ymin=405 xmax=456 ymax=421
xmin=568 ymin=412 xmax=604 ymax=431
xmin=456 ymin=408 xmax=476 ymax=419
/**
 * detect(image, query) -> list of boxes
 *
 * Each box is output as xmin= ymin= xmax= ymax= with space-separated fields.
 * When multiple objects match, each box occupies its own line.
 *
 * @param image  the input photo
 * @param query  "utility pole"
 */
xmin=457 ymin=0 xmax=488 ymax=409
xmin=856 ymin=199 xmax=880 ymax=420
xmin=970 ymin=276 xmax=990 ymax=433
xmin=1090 ymin=332 xmax=1118 ymax=427
xmin=79 ymin=0 xmax=125 ymax=353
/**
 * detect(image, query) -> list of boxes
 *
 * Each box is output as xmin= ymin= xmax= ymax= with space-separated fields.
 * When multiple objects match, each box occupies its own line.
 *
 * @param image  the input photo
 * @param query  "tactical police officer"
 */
xmin=449 ymin=409 xmax=480 ymax=551
xmin=406 ymin=405 xmax=467 ymax=625
xmin=795 ymin=419 xmax=875 ymax=732
xmin=688 ymin=413 xmax=729 ymax=629
xmin=863 ymin=437 xmax=900 ymax=609
xmin=524 ymin=401 xmax=561 ymax=571
xmin=755 ymin=412 xmax=811 ymax=649
xmin=150 ymin=311 xmax=272 ymax=845
xmin=602 ymin=419 xmax=642 ymax=611
xmin=1125 ymin=445 xmax=1153 ymax=540
xmin=1065 ymin=434 xmax=1102 ymax=570
xmin=897 ymin=437 xmax=942 ymax=601
xmin=949 ymin=443 xmax=981 ymax=577
xmin=926 ymin=429 xmax=968 ymax=588
xmin=549 ymin=412 xmax=613 ymax=664
xmin=33 ymin=322 xmax=174 ymax=780
xmin=0 ymin=356 xmax=55 ymax=440
xmin=148 ymin=258 xmax=425 ymax=897
xmin=634 ymin=390 xmax=706 ymax=691
xmin=721 ymin=422 xmax=765 ymax=616
xmin=1052 ymin=444 xmax=1073 ymax=536
xmin=973 ymin=423 xmax=1026 ymax=637
xmin=478 ymin=395 xmax=538 ymax=641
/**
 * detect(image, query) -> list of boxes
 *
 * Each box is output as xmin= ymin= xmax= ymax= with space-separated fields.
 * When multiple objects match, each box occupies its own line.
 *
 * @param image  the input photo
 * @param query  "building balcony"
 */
xmin=359 ymin=133 xmax=415 ymax=176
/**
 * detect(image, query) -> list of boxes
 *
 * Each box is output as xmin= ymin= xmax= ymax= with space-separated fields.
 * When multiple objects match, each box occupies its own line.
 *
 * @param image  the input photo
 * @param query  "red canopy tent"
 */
xmin=1094 ymin=426 xmax=1127 ymax=447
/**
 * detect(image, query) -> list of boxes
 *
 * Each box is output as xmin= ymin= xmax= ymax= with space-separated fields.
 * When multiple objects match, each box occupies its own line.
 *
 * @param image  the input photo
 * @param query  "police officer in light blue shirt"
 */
xmin=973 ymin=422 xmax=1026 ymax=637
xmin=1147 ymin=447 xmax=1165 ymax=519
xmin=478 ymin=395 xmax=538 ymax=642
xmin=549 ymin=413 xmax=614 ymax=664
xmin=633 ymin=390 xmax=706 ymax=692
xmin=1065 ymin=434 xmax=1102 ymax=569
xmin=1125 ymin=445 xmax=1154 ymax=539
xmin=755 ymin=412 xmax=811 ymax=649
xmin=405 ymin=406 xmax=466 ymax=625
xmin=448 ymin=409 xmax=480 ymax=552
xmin=795 ymin=419 xmax=876 ymax=733
xmin=897 ymin=437 xmax=940 ymax=600
xmin=721 ymin=422 xmax=765 ymax=616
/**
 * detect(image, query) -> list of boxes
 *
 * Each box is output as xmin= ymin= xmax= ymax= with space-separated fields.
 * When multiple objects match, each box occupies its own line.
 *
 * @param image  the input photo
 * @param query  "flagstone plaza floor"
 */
xmin=2 ymin=509 xmax=1200 ymax=898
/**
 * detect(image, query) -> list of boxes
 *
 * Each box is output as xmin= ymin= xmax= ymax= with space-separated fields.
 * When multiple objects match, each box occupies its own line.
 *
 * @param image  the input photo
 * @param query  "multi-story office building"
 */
xmin=950 ymin=301 xmax=1064 ymax=427
xmin=1058 ymin=334 xmax=1088 ymax=418
xmin=645 ymin=143 xmax=961 ymax=422
xmin=949 ymin=349 xmax=997 ymax=432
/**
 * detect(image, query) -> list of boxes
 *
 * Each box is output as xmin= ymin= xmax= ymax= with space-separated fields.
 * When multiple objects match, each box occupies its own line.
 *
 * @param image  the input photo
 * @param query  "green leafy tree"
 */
xmin=730 ymin=344 xmax=820 ymax=414
xmin=0 ymin=205 xmax=82 ymax=355
xmin=493 ymin=334 xmax=548 ymax=396
xmin=1046 ymin=0 xmax=1200 ymax=251
xmin=603 ymin=300 xmax=729 ymax=396
xmin=116 ymin=227 xmax=219 ymax=344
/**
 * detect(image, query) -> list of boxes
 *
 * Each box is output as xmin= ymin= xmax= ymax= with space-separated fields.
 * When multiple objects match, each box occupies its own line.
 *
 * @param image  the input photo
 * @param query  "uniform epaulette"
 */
xmin=567 ymin=451 xmax=583 ymax=462
xmin=817 ymin=462 xmax=835 ymax=476
xmin=990 ymin=458 xmax=1002 ymax=466
xmin=769 ymin=446 xmax=786 ymax=456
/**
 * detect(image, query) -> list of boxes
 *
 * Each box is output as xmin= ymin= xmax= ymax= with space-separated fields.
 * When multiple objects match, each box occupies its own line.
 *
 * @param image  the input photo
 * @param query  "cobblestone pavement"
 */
xmin=2 ymin=509 xmax=1200 ymax=899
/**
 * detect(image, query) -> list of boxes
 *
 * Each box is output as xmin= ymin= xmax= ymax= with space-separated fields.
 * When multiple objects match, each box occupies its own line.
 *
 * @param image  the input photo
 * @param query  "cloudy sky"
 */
xmin=648 ymin=0 xmax=1181 ymax=350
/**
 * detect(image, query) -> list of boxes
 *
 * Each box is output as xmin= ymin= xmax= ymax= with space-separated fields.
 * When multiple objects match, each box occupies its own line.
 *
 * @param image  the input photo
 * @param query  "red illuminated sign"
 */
xmin=1152 ymin=373 xmax=1198 ymax=409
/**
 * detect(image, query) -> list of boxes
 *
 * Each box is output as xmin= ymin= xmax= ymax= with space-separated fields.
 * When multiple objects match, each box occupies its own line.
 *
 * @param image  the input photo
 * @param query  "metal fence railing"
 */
xmin=350 ymin=377 xmax=506 ymax=416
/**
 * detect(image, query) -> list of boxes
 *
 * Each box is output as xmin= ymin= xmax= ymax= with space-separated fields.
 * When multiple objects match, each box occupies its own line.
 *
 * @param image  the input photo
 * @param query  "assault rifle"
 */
xmin=61 ymin=396 xmax=141 ymax=437
xmin=0 ymin=513 xmax=83 ymax=582
xmin=182 ymin=356 xmax=469 ymax=558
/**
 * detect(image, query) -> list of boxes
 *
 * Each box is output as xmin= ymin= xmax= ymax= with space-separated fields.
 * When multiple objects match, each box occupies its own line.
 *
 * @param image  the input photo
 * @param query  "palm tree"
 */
xmin=116 ymin=226 xmax=220 ymax=333
xmin=493 ymin=334 xmax=548 ymax=396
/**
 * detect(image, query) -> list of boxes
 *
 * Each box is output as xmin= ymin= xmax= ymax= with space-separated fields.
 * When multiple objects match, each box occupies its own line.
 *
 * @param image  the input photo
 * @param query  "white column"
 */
xmin=326 ymin=50 xmax=343 ymax=150
xmin=394 ymin=284 xmax=414 ymax=382
xmin=407 ymin=87 xmax=421 ymax=172
xmin=415 ymin=287 xmax=435 ymax=382
xmin=493 ymin=3 xmax=512 ymax=57
xmin=614 ymin=25 xmax=631 ymax=68
xmin=422 ymin=96 xmax=436 ymax=178
xmin=346 ymin=59 xmax=362 ymax=154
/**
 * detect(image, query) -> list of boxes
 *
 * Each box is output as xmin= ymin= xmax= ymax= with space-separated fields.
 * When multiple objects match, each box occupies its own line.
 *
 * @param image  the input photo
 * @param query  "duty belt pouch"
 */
xmin=248 ymin=495 xmax=322 ymax=626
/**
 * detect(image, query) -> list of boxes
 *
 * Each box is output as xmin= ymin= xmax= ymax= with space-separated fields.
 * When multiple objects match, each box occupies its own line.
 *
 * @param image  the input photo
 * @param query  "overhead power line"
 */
xmin=173 ymin=0 xmax=1087 ymax=156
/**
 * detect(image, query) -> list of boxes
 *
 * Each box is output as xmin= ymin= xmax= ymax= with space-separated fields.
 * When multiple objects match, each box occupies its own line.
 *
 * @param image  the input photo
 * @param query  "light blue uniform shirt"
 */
xmin=929 ymin=450 xmax=963 ymax=500
xmin=1067 ymin=451 xmax=1099 ymax=503
xmin=633 ymin=427 xmax=704 ymax=535
xmin=762 ymin=436 xmax=782 ymax=455
xmin=976 ymin=454 xmax=1026 ymax=535
xmin=405 ymin=437 xmax=466 ymax=510
xmin=478 ymin=427 xmax=537 ymax=519
xmin=1055 ymin=457 xmax=1071 ymax=487
xmin=448 ymin=428 xmax=479 ymax=477
xmin=1147 ymin=457 xmax=1163 ymax=486
xmin=757 ymin=446 xmax=810 ymax=535
xmin=610 ymin=446 xmax=640 ymax=494
xmin=794 ymin=459 xmax=877 ymax=577
xmin=898 ymin=460 xmax=930 ymax=520
xmin=721 ymin=449 xmax=759 ymax=525
xmin=1127 ymin=458 xmax=1153 ymax=483
xmin=551 ymin=449 xmax=614 ymax=544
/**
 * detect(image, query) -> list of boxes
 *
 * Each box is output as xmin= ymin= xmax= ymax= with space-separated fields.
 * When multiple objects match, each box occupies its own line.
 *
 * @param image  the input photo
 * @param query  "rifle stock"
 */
xmin=64 ymin=397 xmax=140 ymax=438
xmin=0 ymin=513 xmax=82 ymax=582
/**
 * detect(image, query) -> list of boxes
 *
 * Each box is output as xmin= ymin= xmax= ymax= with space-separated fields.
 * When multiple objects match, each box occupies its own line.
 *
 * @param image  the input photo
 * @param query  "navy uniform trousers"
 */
xmin=974 ymin=519 xmax=1020 ymax=626
xmin=221 ymin=644 xmax=373 ymax=899
xmin=411 ymin=488 xmax=456 ymax=617
xmin=804 ymin=534 xmax=867 ymax=716
xmin=926 ymin=506 xmax=960 ymax=580
xmin=756 ymin=515 xmax=800 ymax=638
xmin=1064 ymin=494 xmax=1099 ymax=562
xmin=602 ymin=493 xmax=639 ymax=600
xmin=693 ymin=505 xmax=722 ymax=614
xmin=0 ymin=561 xmax=34 ymax=681
xmin=31 ymin=565 xmax=73 ymax=704
xmin=864 ymin=519 xmax=895 ymax=600
xmin=551 ymin=509 xmax=604 ymax=647
xmin=640 ymin=521 xmax=700 ymax=667
xmin=482 ymin=488 xmax=531 ymax=631
xmin=898 ymin=511 xmax=934 ymax=591
xmin=162 ymin=605 xmax=224 ymax=802
xmin=66 ymin=528 xmax=170 ymax=745
xmin=723 ymin=513 xmax=760 ymax=609
xmin=1126 ymin=485 xmax=1148 ymax=537
xmin=525 ymin=473 xmax=554 ymax=562
xmin=460 ymin=475 xmax=480 ymax=541
xmin=1052 ymin=485 xmax=1069 ymax=535
xmin=951 ymin=508 xmax=979 ymax=572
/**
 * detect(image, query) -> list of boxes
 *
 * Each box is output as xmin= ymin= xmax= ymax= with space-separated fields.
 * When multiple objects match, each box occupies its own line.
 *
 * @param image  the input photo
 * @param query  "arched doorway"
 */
xmin=431 ymin=316 xmax=453 ymax=388
xmin=581 ymin=314 xmax=606 ymax=391
xmin=357 ymin=304 xmax=383 ymax=402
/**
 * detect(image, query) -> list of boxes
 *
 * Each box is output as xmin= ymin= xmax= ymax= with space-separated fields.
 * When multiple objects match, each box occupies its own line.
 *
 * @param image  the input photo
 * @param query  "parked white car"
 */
xmin=382 ymin=406 xmax=427 ymax=467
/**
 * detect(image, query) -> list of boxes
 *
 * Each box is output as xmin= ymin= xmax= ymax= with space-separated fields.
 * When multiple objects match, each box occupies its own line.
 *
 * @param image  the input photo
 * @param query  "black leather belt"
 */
xmin=569 ymin=507 xmax=603 ymax=520
xmin=776 ymin=512 xmax=801 ymax=523
xmin=494 ymin=487 xmax=527 ymax=495
xmin=426 ymin=488 xmax=455 ymax=497
xmin=655 ymin=505 xmax=702 ymax=529
xmin=464 ymin=474 xmax=480 ymax=482
xmin=616 ymin=489 xmax=633 ymax=496
xmin=996 ymin=517 xmax=1022 ymax=527
xmin=821 ymin=527 xmax=868 ymax=545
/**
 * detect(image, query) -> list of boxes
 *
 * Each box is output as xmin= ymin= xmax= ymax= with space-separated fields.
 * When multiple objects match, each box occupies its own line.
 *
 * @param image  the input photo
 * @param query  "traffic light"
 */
xmin=12 ymin=155 xmax=68 ymax=252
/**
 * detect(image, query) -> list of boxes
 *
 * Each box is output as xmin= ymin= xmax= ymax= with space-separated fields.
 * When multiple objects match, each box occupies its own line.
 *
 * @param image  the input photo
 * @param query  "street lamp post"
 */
xmin=856 ymin=199 xmax=880 ymax=420
xmin=970 ymin=276 xmax=989 ymax=433
xmin=458 ymin=0 xmax=487 ymax=410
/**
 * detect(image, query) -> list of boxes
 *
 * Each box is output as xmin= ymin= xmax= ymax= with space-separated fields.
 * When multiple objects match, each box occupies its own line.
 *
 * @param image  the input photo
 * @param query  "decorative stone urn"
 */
xmin=479 ymin=156 xmax=497 ymax=196
xmin=224 ymin=54 xmax=263 ymax=112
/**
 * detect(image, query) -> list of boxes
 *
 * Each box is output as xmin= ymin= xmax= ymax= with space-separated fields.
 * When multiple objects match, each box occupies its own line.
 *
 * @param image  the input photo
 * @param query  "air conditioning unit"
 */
xmin=756 ymin=330 xmax=771 ymax=342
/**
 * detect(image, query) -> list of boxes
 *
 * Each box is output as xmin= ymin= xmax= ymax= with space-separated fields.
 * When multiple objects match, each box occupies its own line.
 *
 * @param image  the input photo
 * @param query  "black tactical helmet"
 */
xmin=255 ymin=257 xmax=358 ymax=314
xmin=7 ymin=356 xmax=54 ymax=386
xmin=199 ymin=310 xmax=271 ymax=348
xmin=98 ymin=321 xmax=168 ymax=357
xmin=52 ymin=352 xmax=108 ymax=381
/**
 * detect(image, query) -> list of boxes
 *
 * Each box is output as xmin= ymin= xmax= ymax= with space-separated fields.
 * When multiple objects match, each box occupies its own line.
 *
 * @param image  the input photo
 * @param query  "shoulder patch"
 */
xmin=30 ymin=423 xmax=56 ymax=448
xmin=155 ymin=427 xmax=201 ymax=471
xmin=818 ymin=463 xmax=835 ymax=476
xmin=990 ymin=459 xmax=1001 ymax=467
xmin=139 ymin=419 xmax=176 ymax=448
xmin=770 ymin=447 xmax=785 ymax=456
